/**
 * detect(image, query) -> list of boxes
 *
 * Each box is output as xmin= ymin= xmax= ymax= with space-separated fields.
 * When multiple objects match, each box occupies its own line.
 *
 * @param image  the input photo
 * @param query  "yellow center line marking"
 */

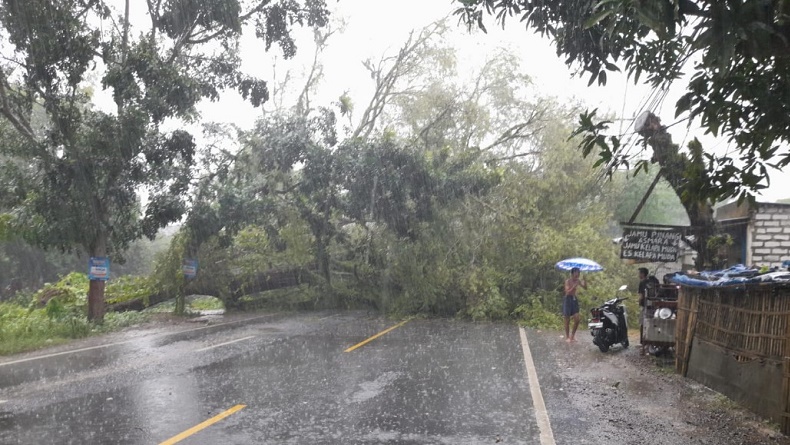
xmin=158 ymin=404 xmax=246 ymax=445
xmin=344 ymin=319 xmax=410 ymax=353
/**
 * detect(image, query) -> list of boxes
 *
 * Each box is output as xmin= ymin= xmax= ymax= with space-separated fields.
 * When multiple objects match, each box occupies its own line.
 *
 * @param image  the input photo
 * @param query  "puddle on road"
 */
xmin=348 ymin=371 xmax=402 ymax=404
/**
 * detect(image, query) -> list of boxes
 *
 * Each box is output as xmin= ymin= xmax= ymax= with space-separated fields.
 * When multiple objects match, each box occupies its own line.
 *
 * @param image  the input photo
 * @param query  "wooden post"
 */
xmin=782 ymin=292 xmax=790 ymax=435
xmin=627 ymin=169 xmax=664 ymax=224
xmin=677 ymin=289 xmax=699 ymax=377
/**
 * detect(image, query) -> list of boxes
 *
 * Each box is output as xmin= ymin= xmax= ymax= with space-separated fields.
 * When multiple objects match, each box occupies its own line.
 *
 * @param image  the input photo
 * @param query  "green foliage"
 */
xmin=188 ymin=296 xmax=225 ymax=311
xmin=514 ymin=295 xmax=563 ymax=330
xmin=105 ymin=275 xmax=155 ymax=306
xmin=0 ymin=213 xmax=12 ymax=242
xmin=0 ymin=296 xmax=150 ymax=356
xmin=0 ymin=239 xmax=85 ymax=295
xmin=34 ymin=272 xmax=90 ymax=307
xmin=455 ymin=0 xmax=789 ymax=202
xmin=0 ymin=273 xmax=96 ymax=354
xmin=461 ymin=266 xmax=509 ymax=321
xmin=707 ymin=233 xmax=735 ymax=269
xmin=148 ymin=38 xmax=641 ymax=326
xmin=0 ymin=303 xmax=78 ymax=355
xmin=0 ymin=0 xmax=330 ymax=322
xmin=151 ymin=231 xmax=188 ymax=313
xmin=0 ymin=232 xmax=171 ymax=293
xmin=145 ymin=295 xmax=224 ymax=314
xmin=337 ymin=137 xmax=441 ymax=239
xmin=386 ymin=237 xmax=458 ymax=316
xmin=611 ymin=170 xmax=690 ymax=227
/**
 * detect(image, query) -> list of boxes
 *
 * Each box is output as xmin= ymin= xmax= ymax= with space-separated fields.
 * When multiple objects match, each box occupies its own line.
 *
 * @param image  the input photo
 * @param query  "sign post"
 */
xmin=620 ymin=229 xmax=682 ymax=263
xmin=88 ymin=257 xmax=111 ymax=281
xmin=182 ymin=259 xmax=198 ymax=279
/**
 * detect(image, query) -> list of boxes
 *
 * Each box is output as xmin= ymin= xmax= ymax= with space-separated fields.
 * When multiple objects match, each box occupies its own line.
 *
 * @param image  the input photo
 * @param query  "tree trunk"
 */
xmin=364 ymin=174 xmax=378 ymax=264
xmin=87 ymin=231 xmax=108 ymax=323
xmin=88 ymin=1 xmax=129 ymax=323
xmin=87 ymin=279 xmax=106 ymax=322
xmin=636 ymin=112 xmax=716 ymax=270
xmin=174 ymin=284 xmax=186 ymax=315
xmin=316 ymin=237 xmax=331 ymax=286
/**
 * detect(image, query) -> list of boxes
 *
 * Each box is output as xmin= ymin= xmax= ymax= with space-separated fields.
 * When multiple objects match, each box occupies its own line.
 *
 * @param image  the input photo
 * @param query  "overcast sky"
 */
xmin=104 ymin=0 xmax=790 ymax=203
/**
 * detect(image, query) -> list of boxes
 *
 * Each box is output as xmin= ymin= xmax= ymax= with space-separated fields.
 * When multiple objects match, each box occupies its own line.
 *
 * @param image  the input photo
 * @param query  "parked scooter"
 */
xmin=588 ymin=285 xmax=629 ymax=353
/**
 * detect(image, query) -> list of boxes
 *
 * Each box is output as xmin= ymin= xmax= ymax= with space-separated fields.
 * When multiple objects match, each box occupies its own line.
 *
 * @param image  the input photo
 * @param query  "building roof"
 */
xmin=715 ymin=201 xmax=790 ymax=222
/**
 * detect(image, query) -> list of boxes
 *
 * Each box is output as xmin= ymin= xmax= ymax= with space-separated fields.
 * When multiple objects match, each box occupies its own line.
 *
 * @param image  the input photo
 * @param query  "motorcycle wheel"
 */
xmin=595 ymin=331 xmax=609 ymax=352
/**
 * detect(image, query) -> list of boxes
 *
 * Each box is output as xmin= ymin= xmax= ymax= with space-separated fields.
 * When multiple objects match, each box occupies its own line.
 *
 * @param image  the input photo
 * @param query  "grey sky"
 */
xmin=97 ymin=0 xmax=789 ymax=202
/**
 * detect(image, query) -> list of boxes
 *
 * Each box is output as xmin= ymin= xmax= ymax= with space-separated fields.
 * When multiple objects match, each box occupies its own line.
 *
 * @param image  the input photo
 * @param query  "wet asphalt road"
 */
xmin=0 ymin=312 xmax=562 ymax=444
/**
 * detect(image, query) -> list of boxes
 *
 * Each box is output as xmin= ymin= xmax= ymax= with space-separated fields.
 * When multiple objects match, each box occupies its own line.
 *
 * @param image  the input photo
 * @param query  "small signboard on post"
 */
xmin=182 ymin=259 xmax=198 ymax=279
xmin=620 ymin=229 xmax=682 ymax=263
xmin=88 ymin=257 xmax=110 ymax=281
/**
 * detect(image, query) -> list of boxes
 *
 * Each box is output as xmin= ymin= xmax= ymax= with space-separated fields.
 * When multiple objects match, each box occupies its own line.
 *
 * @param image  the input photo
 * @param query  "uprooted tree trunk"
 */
xmin=635 ymin=112 xmax=716 ymax=270
xmin=113 ymin=265 xmax=316 ymax=313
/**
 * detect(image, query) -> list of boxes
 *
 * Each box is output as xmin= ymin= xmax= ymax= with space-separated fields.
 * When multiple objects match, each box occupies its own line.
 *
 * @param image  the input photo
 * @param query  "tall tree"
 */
xmin=453 ymin=0 xmax=788 ymax=267
xmin=454 ymin=1 xmax=790 ymax=202
xmin=574 ymin=110 xmax=717 ymax=268
xmin=0 ymin=0 xmax=329 ymax=321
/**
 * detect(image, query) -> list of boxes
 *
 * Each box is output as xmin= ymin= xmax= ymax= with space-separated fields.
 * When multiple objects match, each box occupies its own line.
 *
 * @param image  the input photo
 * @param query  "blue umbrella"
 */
xmin=555 ymin=257 xmax=604 ymax=272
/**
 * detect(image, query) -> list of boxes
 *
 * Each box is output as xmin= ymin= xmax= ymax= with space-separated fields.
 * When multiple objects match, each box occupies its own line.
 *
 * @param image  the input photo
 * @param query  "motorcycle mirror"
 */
xmin=618 ymin=285 xmax=627 ymax=291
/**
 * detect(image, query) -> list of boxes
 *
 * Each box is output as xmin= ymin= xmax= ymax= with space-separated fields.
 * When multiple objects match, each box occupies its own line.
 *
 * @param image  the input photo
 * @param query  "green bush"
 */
xmin=0 ymin=273 xmax=154 ymax=355
xmin=462 ymin=266 xmax=509 ymax=321
xmin=513 ymin=294 xmax=563 ymax=329
xmin=105 ymin=275 xmax=155 ymax=306
xmin=0 ymin=300 xmax=90 ymax=355
xmin=34 ymin=272 xmax=89 ymax=307
xmin=188 ymin=296 xmax=225 ymax=311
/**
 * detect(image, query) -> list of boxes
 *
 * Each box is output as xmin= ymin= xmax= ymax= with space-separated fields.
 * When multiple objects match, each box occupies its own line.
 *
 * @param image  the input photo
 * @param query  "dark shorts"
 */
xmin=563 ymin=295 xmax=579 ymax=317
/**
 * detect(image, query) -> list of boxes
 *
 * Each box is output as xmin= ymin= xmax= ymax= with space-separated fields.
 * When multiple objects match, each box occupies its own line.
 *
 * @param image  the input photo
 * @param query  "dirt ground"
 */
xmin=539 ymin=329 xmax=790 ymax=445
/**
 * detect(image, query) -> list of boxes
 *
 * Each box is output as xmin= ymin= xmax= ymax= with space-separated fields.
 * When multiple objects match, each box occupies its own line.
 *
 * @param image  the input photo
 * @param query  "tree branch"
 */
xmin=481 ymin=119 xmax=540 ymax=152
xmin=0 ymin=70 xmax=36 ymax=143
xmin=240 ymin=0 xmax=274 ymax=21
xmin=352 ymin=20 xmax=446 ymax=139
xmin=486 ymin=150 xmax=541 ymax=163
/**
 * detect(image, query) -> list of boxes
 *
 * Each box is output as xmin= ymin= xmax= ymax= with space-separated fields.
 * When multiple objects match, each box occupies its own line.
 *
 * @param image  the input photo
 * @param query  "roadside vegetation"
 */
xmin=0 ymin=274 xmax=150 ymax=355
xmin=0 ymin=13 xmax=705 ymax=355
xmin=0 ymin=272 xmax=230 ymax=355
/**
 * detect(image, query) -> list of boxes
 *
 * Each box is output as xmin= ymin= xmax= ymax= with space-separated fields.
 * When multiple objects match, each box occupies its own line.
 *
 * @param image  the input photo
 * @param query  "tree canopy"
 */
xmin=0 ymin=0 xmax=329 ymax=320
xmin=155 ymin=24 xmax=637 ymax=320
xmin=454 ymin=0 xmax=790 ymax=203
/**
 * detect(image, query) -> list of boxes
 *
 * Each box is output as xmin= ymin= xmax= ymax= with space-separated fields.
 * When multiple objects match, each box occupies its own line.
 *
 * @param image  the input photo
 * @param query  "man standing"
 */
xmin=563 ymin=267 xmax=587 ymax=342
xmin=638 ymin=267 xmax=650 ymax=307
xmin=638 ymin=267 xmax=649 ymax=345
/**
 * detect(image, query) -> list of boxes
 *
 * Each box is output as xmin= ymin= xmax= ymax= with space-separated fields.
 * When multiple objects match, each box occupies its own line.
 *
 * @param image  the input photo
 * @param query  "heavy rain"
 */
xmin=1 ymin=0 xmax=790 ymax=444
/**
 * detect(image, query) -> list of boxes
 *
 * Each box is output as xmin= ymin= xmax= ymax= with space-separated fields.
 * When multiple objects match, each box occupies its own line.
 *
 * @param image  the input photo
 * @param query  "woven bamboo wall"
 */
xmin=676 ymin=284 xmax=790 ymax=434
